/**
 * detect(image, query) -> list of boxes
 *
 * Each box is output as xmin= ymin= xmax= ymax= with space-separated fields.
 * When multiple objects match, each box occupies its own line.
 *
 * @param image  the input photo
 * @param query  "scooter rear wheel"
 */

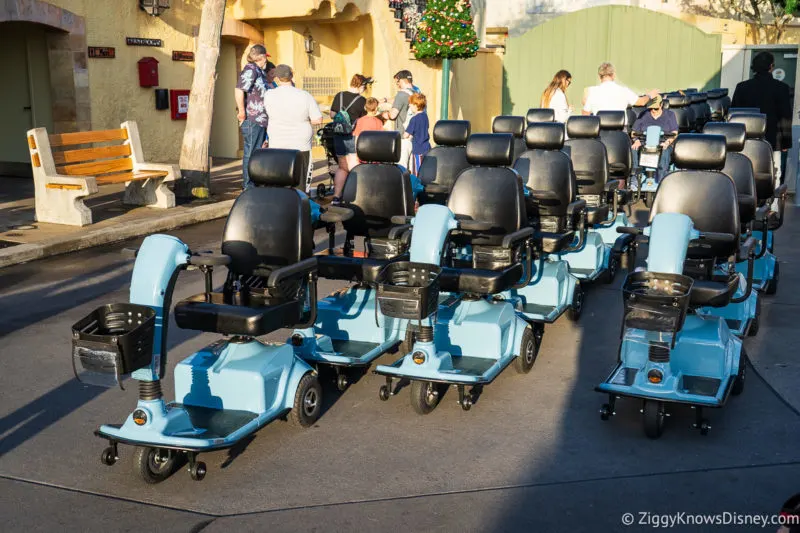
xmin=132 ymin=446 xmax=178 ymax=484
xmin=643 ymin=192 xmax=655 ymax=209
xmin=603 ymin=254 xmax=619 ymax=284
xmin=748 ymin=298 xmax=761 ymax=337
xmin=731 ymin=349 xmax=748 ymax=396
xmin=765 ymin=262 xmax=779 ymax=295
xmin=513 ymin=326 xmax=539 ymax=374
xmin=410 ymin=380 xmax=443 ymax=415
xmin=643 ymin=400 xmax=666 ymax=439
xmin=567 ymin=283 xmax=584 ymax=322
xmin=290 ymin=373 xmax=323 ymax=427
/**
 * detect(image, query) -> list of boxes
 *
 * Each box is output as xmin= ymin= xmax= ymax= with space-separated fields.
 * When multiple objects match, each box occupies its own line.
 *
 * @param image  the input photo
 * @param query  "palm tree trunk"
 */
xmin=177 ymin=0 xmax=226 ymax=199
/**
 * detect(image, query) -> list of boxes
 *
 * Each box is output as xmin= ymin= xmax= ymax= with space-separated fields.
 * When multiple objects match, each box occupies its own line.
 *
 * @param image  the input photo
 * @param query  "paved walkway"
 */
xmin=0 ymin=158 xmax=330 ymax=268
xmin=0 ymin=205 xmax=798 ymax=532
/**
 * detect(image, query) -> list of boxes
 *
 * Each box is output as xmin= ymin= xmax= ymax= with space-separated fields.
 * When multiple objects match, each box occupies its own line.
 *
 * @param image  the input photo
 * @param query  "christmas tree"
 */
xmin=413 ymin=0 xmax=479 ymax=60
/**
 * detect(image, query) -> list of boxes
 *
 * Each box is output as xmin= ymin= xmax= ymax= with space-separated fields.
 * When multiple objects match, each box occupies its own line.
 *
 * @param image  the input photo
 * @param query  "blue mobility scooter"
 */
xmin=71 ymin=150 xmax=329 ymax=482
xmin=416 ymin=120 xmax=472 ymax=206
xmin=507 ymin=122 xmax=588 ymax=322
xmin=561 ymin=116 xmax=634 ymax=282
xmin=374 ymin=134 xmax=540 ymax=414
xmin=292 ymin=131 xmax=416 ymax=390
xmin=728 ymin=113 xmax=788 ymax=295
xmin=694 ymin=122 xmax=761 ymax=337
xmin=596 ymin=135 xmax=749 ymax=439
xmin=629 ymin=125 xmax=677 ymax=208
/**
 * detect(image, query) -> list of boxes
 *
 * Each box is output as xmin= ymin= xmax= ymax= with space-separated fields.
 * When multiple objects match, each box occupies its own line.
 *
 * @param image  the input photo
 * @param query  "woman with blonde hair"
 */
xmin=540 ymin=70 xmax=573 ymax=123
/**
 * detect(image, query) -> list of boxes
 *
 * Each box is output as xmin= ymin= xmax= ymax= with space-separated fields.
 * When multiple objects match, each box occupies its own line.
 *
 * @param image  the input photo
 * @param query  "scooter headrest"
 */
xmin=565 ymin=116 xmax=601 ymax=139
xmin=466 ymin=133 xmax=514 ymax=166
xmin=707 ymin=88 xmax=725 ymax=100
xmin=248 ymin=149 xmax=305 ymax=187
xmin=525 ymin=123 xmax=564 ymax=150
xmin=526 ymin=108 xmax=556 ymax=123
xmin=492 ymin=116 xmax=525 ymax=138
xmin=672 ymin=134 xmax=727 ymax=170
xmin=356 ymin=130 xmax=401 ymax=163
xmin=665 ymin=94 xmax=688 ymax=108
xmin=690 ymin=92 xmax=707 ymax=103
xmin=702 ymin=122 xmax=746 ymax=153
xmin=728 ymin=113 xmax=767 ymax=139
xmin=597 ymin=110 xmax=626 ymax=131
xmin=433 ymin=120 xmax=471 ymax=146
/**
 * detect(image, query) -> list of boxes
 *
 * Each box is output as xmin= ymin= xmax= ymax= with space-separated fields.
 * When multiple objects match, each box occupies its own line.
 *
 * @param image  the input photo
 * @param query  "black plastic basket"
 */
xmin=376 ymin=261 xmax=441 ymax=320
xmin=71 ymin=303 xmax=156 ymax=384
xmin=622 ymin=272 xmax=693 ymax=334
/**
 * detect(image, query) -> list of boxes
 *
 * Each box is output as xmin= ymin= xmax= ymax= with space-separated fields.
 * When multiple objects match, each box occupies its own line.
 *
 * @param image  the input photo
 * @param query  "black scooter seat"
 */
xmin=538 ymin=231 xmax=575 ymax=254
xmin=689 ymin=276 xmax=739 ymax=308
xmin=175 ymin=292 xmax=301 ymax=336
xmin=439 ymin=264 xmax=524 ymax=295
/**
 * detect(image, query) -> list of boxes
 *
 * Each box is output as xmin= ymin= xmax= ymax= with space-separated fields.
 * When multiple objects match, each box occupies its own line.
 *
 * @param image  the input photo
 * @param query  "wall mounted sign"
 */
xmin=172 ymin=51 xmax=194 ymax=61
xmin=126 ymin=37 xmax=163 ymax=47
xmin=88 ymin=47 xmax=116 ymax=58
xmin=170 ymin=89 xmax=190 ymax=120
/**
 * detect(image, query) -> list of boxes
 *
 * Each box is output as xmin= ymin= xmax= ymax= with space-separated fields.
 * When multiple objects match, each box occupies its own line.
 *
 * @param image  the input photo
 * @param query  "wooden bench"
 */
xmin=27 ymin=121 xmax=177 ymax=226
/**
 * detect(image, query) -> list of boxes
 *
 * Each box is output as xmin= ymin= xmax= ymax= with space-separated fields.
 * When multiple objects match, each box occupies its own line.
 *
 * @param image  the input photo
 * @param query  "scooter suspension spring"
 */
xmin=139 ymin=380 xmax=163 ymax=401
xmin=417 ymin=325 xmax=434 ymax=343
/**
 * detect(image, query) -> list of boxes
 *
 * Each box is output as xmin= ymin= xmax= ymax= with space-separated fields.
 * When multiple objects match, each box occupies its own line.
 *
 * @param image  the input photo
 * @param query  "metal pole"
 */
xmin=441 ymin=58 xmax=451 ymax=120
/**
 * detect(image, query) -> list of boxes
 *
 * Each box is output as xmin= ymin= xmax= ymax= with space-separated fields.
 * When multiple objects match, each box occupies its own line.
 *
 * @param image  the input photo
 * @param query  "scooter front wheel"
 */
xmin=290 ymin=373 xmax=323 ymax=427
xmin=643 ymin=400 xmax=666 ymax=439
xmin=643 ymin=192 xmax=655 ymax=209
xmin=567 ymin=283 xmax=584 ymax=322
xmin=132 ymin=446 xmax=179 ymax=484
xmin=513 ymin=326 xmax=539 ymax=374
xmin=731 ymin=349 xmax=748 ymax=396
xmin=410 ymin=380 xmax=443 ymax=415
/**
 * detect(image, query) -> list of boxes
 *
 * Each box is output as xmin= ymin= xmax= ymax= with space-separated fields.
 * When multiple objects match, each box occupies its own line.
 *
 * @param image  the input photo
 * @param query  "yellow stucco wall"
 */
xmin=42 ymin=0 xmax=200 ymax=163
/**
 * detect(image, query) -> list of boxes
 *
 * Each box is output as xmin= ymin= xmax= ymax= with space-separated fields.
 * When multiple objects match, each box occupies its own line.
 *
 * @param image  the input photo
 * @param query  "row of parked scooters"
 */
xmin=69 ymin=88 xmax=787 ymax=483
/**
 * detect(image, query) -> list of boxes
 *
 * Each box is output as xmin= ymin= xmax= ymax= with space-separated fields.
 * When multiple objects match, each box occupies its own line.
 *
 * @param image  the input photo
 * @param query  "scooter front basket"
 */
xmin=623 ymin=272 xmax=693 ymax=334
xmin=71 ymin=303 xmax=156 ymax=388
xmin=376 ymin=261 xmax=441 ymax=320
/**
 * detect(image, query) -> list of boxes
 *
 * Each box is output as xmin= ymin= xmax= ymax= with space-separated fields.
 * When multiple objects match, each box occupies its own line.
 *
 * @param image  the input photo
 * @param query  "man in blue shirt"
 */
xmin=631 ymin=95 xmax=678 ymax=178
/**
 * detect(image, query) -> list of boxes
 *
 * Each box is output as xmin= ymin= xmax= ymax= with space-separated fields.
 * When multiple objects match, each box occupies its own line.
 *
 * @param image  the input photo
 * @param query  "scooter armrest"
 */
xmin=613 ymin=234 xmax=635 ymax=254
xmin=566 ymin=199 xmax=587 ymax=217
xmin=737 ymin=237 xmax=756 ymax=262
xmin=458 ymin=218 xmax=494 ymax=232
xmin=391 ymin=215 xmax=414 ymax=225
xmin=755 ymin=204 xmax=770 ymax=221
xmin=775 ymin=184 xmax=788 ymax=198
xmin=319 ymin=205 xmax=354 ymax=223
xmin=604 ymin=180 xmax=621 ymax=191
xmin=266 ymin=257 xmax=317 ymax=287
xmin=501 ymin=227 xmax=534 ymax=248
xmin=188 ymin=252 xmax=231 ymax=267
xmin=424 ymin=184 xmax=450 ymax=194
xmin=388 ymin=224 xmax=412 ymax=240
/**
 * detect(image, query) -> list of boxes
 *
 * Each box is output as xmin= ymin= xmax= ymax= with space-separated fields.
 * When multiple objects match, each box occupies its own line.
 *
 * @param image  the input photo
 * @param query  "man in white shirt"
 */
xmin=583 ymin=62 xmax=659 ymax=117
xmin=263 ymin=64 xmax=323 ymax=190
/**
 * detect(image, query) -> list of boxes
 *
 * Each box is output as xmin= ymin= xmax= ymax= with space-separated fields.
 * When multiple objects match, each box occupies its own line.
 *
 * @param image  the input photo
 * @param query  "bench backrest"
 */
xmin=28 ymin=121 xmax=146 ymax=184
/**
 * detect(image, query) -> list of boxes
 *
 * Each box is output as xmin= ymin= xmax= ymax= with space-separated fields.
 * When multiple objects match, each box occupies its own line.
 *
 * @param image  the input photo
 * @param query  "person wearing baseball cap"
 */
xmin=779 ymin=493 xmax=800 ymax=533
xmin=235 ymin=44 xmax=272 ymax=190
xmin=630 ymin=93 xmax=679 ymax=180
xmin=262 ymin=64 xmax=324 ymax=192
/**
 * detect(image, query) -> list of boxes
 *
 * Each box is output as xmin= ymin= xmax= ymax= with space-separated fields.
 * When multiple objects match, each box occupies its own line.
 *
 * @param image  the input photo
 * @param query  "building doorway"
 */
xmin=0 ymin=22 xmax=54 ymax=176
xmin=210 ymin=39 xmax=242 ymax=160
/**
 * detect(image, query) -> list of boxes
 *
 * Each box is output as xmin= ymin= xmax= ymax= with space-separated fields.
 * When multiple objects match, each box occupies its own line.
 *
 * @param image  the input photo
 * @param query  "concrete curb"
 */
xmin=0 ymin=199 xmax=235 ymax=269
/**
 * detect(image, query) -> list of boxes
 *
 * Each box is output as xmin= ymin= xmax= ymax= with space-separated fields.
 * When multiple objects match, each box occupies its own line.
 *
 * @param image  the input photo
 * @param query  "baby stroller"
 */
xmin=315 ymin=123 xmax=338 ymax=199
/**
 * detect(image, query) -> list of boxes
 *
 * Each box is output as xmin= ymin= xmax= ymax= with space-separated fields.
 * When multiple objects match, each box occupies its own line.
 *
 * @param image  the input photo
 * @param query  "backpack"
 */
xmin=332 ymin=93 xmax=363 ymax=135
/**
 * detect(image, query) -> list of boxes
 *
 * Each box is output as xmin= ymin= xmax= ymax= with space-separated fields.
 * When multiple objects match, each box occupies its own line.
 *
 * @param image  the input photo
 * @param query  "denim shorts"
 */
xmin=333 ymin=134 xmax=356 ymax=156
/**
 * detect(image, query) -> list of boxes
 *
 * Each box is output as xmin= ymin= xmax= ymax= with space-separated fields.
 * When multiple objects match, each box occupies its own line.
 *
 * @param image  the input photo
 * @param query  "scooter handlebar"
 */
xmin=391 ymin=215 xmax=414 ymax=225
xmin=615 ymin=226 xmax=641 ymax=235
xmin=188 ymin=252 xmax=231 ymax=267
xmin=698 ymin=231 xmax=735 ymax=243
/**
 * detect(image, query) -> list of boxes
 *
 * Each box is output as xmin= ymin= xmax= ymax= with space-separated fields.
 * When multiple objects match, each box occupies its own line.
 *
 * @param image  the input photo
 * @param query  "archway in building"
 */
xmin=503 ymin=5 xmax=722 ymax=115
xmin=0 ymin=0 xmax=87 ymax=177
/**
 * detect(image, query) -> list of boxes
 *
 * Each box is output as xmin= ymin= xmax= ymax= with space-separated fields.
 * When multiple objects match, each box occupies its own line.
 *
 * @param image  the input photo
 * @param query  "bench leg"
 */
xmin=123 ymin=178 xmax=175 ymax=209
xmin=35 ymin=187 xmax=93 ymax=226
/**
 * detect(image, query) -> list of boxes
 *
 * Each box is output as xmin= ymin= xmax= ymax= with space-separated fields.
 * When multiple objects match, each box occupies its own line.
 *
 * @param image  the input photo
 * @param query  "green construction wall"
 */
xmin=503 ymin=6 xmax=723 ymax=116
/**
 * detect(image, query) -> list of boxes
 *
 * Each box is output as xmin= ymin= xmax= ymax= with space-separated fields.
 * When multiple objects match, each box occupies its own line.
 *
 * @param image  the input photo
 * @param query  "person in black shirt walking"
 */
xmin=731 ymin=51 xmax=794 ymax=183
xmin=329 ymin=74 xmax=373 ymax=200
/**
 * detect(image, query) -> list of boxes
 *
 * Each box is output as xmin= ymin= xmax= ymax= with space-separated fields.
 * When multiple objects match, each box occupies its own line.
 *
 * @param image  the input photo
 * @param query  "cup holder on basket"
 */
xmin=623 ymin=272 xmax=693 ymax=338
xmin=71 ymin=303 xmax=156 ymax=389
xmin=376 ymin=262 xmax=441 ymax=320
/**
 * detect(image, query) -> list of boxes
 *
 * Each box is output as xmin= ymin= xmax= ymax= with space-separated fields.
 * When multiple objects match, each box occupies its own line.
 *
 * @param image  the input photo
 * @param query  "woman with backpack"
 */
xmin=329 ymin=74 xmax=373 ymax=201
